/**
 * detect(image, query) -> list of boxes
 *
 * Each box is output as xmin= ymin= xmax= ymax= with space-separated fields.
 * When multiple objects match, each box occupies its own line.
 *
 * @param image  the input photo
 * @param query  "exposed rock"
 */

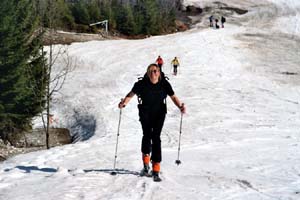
xmin=0 ymin=155 xmax=6 ymax=162
xmin=186 ymin=5 xmax=203 ymax=15
xmin=175 ymin=20 xmax=189 ymax=31
xmin=7 ymin=128 xmax=71 ymax=148
xmin=0 ymin=139 xmax=44 ymax=162
xmin=220 ymin=7 xmax=248 ymax=15
xmin=0 ymin=128 xmax=72 ymax=162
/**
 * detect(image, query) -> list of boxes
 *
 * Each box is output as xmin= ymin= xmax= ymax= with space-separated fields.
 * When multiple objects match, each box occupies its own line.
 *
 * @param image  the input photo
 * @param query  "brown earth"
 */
xmin=0 ymin=128 xmax=71 ymax=162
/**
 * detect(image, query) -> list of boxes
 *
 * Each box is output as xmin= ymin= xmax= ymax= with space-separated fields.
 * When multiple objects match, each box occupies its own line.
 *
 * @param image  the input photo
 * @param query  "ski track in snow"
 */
xmin=1 ymin=0 xmax=300 ymax=199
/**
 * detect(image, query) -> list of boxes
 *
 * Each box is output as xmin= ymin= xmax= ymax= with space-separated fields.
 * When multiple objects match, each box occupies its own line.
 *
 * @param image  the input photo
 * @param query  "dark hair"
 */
xmin=146 ymin=63 xmax=161 ymax=80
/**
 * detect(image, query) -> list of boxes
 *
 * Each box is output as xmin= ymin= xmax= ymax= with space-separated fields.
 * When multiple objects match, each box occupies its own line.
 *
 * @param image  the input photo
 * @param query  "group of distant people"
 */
xmin=155 ymin=55 xmax=180 ymax=76
xmin=209 ymin=15 xmax=226 ymax=29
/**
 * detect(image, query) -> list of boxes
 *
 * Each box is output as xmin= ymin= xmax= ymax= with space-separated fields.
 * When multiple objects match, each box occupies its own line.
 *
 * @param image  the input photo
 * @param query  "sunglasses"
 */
xmin=150 ymin=69 xmax=160 ymax=74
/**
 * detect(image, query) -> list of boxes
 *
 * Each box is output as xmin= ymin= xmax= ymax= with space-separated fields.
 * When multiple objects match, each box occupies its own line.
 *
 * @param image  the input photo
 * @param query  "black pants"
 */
xmin=173 ymin=65 xmax=178 ymax=74
xmin=139 ymin=108 xmax=166 ymax=163
xmin=157 ymin=64 xmax=163 ymax=72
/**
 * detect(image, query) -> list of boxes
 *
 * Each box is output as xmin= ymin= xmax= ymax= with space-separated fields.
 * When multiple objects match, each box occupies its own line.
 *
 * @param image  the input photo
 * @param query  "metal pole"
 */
xmin=111 ymin=108 xmax=122 ymax=175
xmin=105 ymin=20 xmax=108 ymax=34
xmin=175 ymin=112 xmax=183 ymax=165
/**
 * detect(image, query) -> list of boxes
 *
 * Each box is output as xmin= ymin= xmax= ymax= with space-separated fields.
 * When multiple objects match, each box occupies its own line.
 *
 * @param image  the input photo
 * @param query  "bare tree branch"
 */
xmin=35 ymin=0 xmax=77 ymax=149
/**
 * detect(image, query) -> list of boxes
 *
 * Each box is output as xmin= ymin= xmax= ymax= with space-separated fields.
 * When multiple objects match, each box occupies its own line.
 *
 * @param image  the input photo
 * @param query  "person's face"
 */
xmin=149 ymin=66 xmax=160 ymax=83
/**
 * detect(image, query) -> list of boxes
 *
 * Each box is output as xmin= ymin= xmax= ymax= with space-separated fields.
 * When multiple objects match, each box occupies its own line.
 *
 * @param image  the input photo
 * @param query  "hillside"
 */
xmin=0 ymin=0 xmax=300 ymax=199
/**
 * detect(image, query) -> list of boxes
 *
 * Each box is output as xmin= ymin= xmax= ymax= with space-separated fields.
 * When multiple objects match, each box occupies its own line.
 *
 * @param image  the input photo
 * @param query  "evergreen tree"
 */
xmin=0 ymin=0 xmax=46 ymax=133
xmin=133 ymin=1 xmax=146 ymax=34
xmin=114 ymin=0 xmax=162 ymax=35
xmin=101 ymin=0 xmax=117 ymax=30
xmin=87 ymin=0 xmax=101 ymax=23
xmin=139 ymin=0 xmax=160 ymax=35
xmin=167 ymin=8 xmax=176 ymax=27
xmin=71 ymin=1 xmax=90 ymax=25
xmin=125 ymin=4 xmax=137 ymax=35
xmin=37 ymin=0 xmax=75 ymax=30
xmin=56 ymin=0 xmax=75 ymax=29
xmin=116 ymin=4 xmax=137 ymax=35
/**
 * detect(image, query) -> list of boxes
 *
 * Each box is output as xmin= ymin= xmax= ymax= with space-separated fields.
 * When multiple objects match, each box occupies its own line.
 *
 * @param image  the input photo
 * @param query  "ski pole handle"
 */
xmin=179 ymin=111 xmax=183 ymax=135
xmin=180 ymin=103 xmax=185 ymax=113
xmin=118 ymin=98 xmax=126 ymax=108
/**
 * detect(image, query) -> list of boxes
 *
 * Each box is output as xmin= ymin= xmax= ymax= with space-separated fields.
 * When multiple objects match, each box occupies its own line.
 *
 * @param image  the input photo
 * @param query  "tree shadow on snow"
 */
xmin=69 ymin=109 xmax=97 ymax=143
xmin=82 ymin=168 xmax=140 ymax=176
xmin=4 ymin=166 xmax=57 ymax=173
xmin=4 ymin=166 xmax=140 ymax=176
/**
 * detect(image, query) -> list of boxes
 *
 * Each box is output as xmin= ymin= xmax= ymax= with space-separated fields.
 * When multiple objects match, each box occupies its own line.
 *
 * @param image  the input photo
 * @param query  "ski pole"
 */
xmin=111 ymin=107 xmax=122 ymax=175
xmin=175 ymin=110 xmax=183 ymax=165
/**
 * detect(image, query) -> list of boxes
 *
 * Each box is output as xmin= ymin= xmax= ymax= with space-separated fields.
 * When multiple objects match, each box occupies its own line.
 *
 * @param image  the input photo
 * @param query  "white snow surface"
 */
xmin=1 ymin=0 xmax=300 ymax=199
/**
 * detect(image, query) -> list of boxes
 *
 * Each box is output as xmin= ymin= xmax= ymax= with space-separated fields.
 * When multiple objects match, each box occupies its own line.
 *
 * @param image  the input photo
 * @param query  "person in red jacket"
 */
xmin=155 ymin=55 xmax=164 ymax=72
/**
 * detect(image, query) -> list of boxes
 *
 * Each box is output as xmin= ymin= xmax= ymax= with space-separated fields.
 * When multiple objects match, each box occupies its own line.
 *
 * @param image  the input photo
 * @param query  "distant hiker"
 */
xmin=171 ymin=57 xmax=180 ymax=76
xmin=209 ymin=15 xmax=214 ymax=27
xmin=215 ymin=19 xmax=220 ymax=29
xmin=156 ymin=55 xmax=164 ymax=71
xmin=221 ymin=16 xmax=226 ymax=28
xmin=118 ymin=63 xmax=186 ymax=182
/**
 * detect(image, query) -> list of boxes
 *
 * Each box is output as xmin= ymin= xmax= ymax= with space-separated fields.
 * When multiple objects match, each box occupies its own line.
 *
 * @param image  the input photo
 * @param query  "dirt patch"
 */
xmin=0 ymin=128 xmax=71 ymax=162
xmin=43 ymin=29 xmax=116 ymax=45
xmin=220 ymin=6 xmax=248 ymax=15
xmin=3 ymin=128 xmax=71 ymax=148
xmin=0 ymin=139 xmax=44 ymax=162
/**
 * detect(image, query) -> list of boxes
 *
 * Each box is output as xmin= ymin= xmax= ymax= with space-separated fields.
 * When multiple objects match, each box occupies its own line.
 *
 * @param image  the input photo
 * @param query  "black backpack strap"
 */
xmin=136 ymin=73 xmax=168 ymax=109
xmin=160 ymin=78 xmax=168 ymax=113
xmin=137 ymin=76 xmax=147 ymax=104
xmin=137 ymin=95 xmax=142 ymax=104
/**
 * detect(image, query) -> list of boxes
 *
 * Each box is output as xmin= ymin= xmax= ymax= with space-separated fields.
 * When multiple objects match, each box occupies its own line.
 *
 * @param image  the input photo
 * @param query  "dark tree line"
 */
xmin=38 ymin=0 xmax=177 ymax=35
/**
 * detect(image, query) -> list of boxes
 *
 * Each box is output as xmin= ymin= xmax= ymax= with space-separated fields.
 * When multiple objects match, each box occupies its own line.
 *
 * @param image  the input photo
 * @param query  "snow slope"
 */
xmin=1 ymin=0 xmax=300 ymax=199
